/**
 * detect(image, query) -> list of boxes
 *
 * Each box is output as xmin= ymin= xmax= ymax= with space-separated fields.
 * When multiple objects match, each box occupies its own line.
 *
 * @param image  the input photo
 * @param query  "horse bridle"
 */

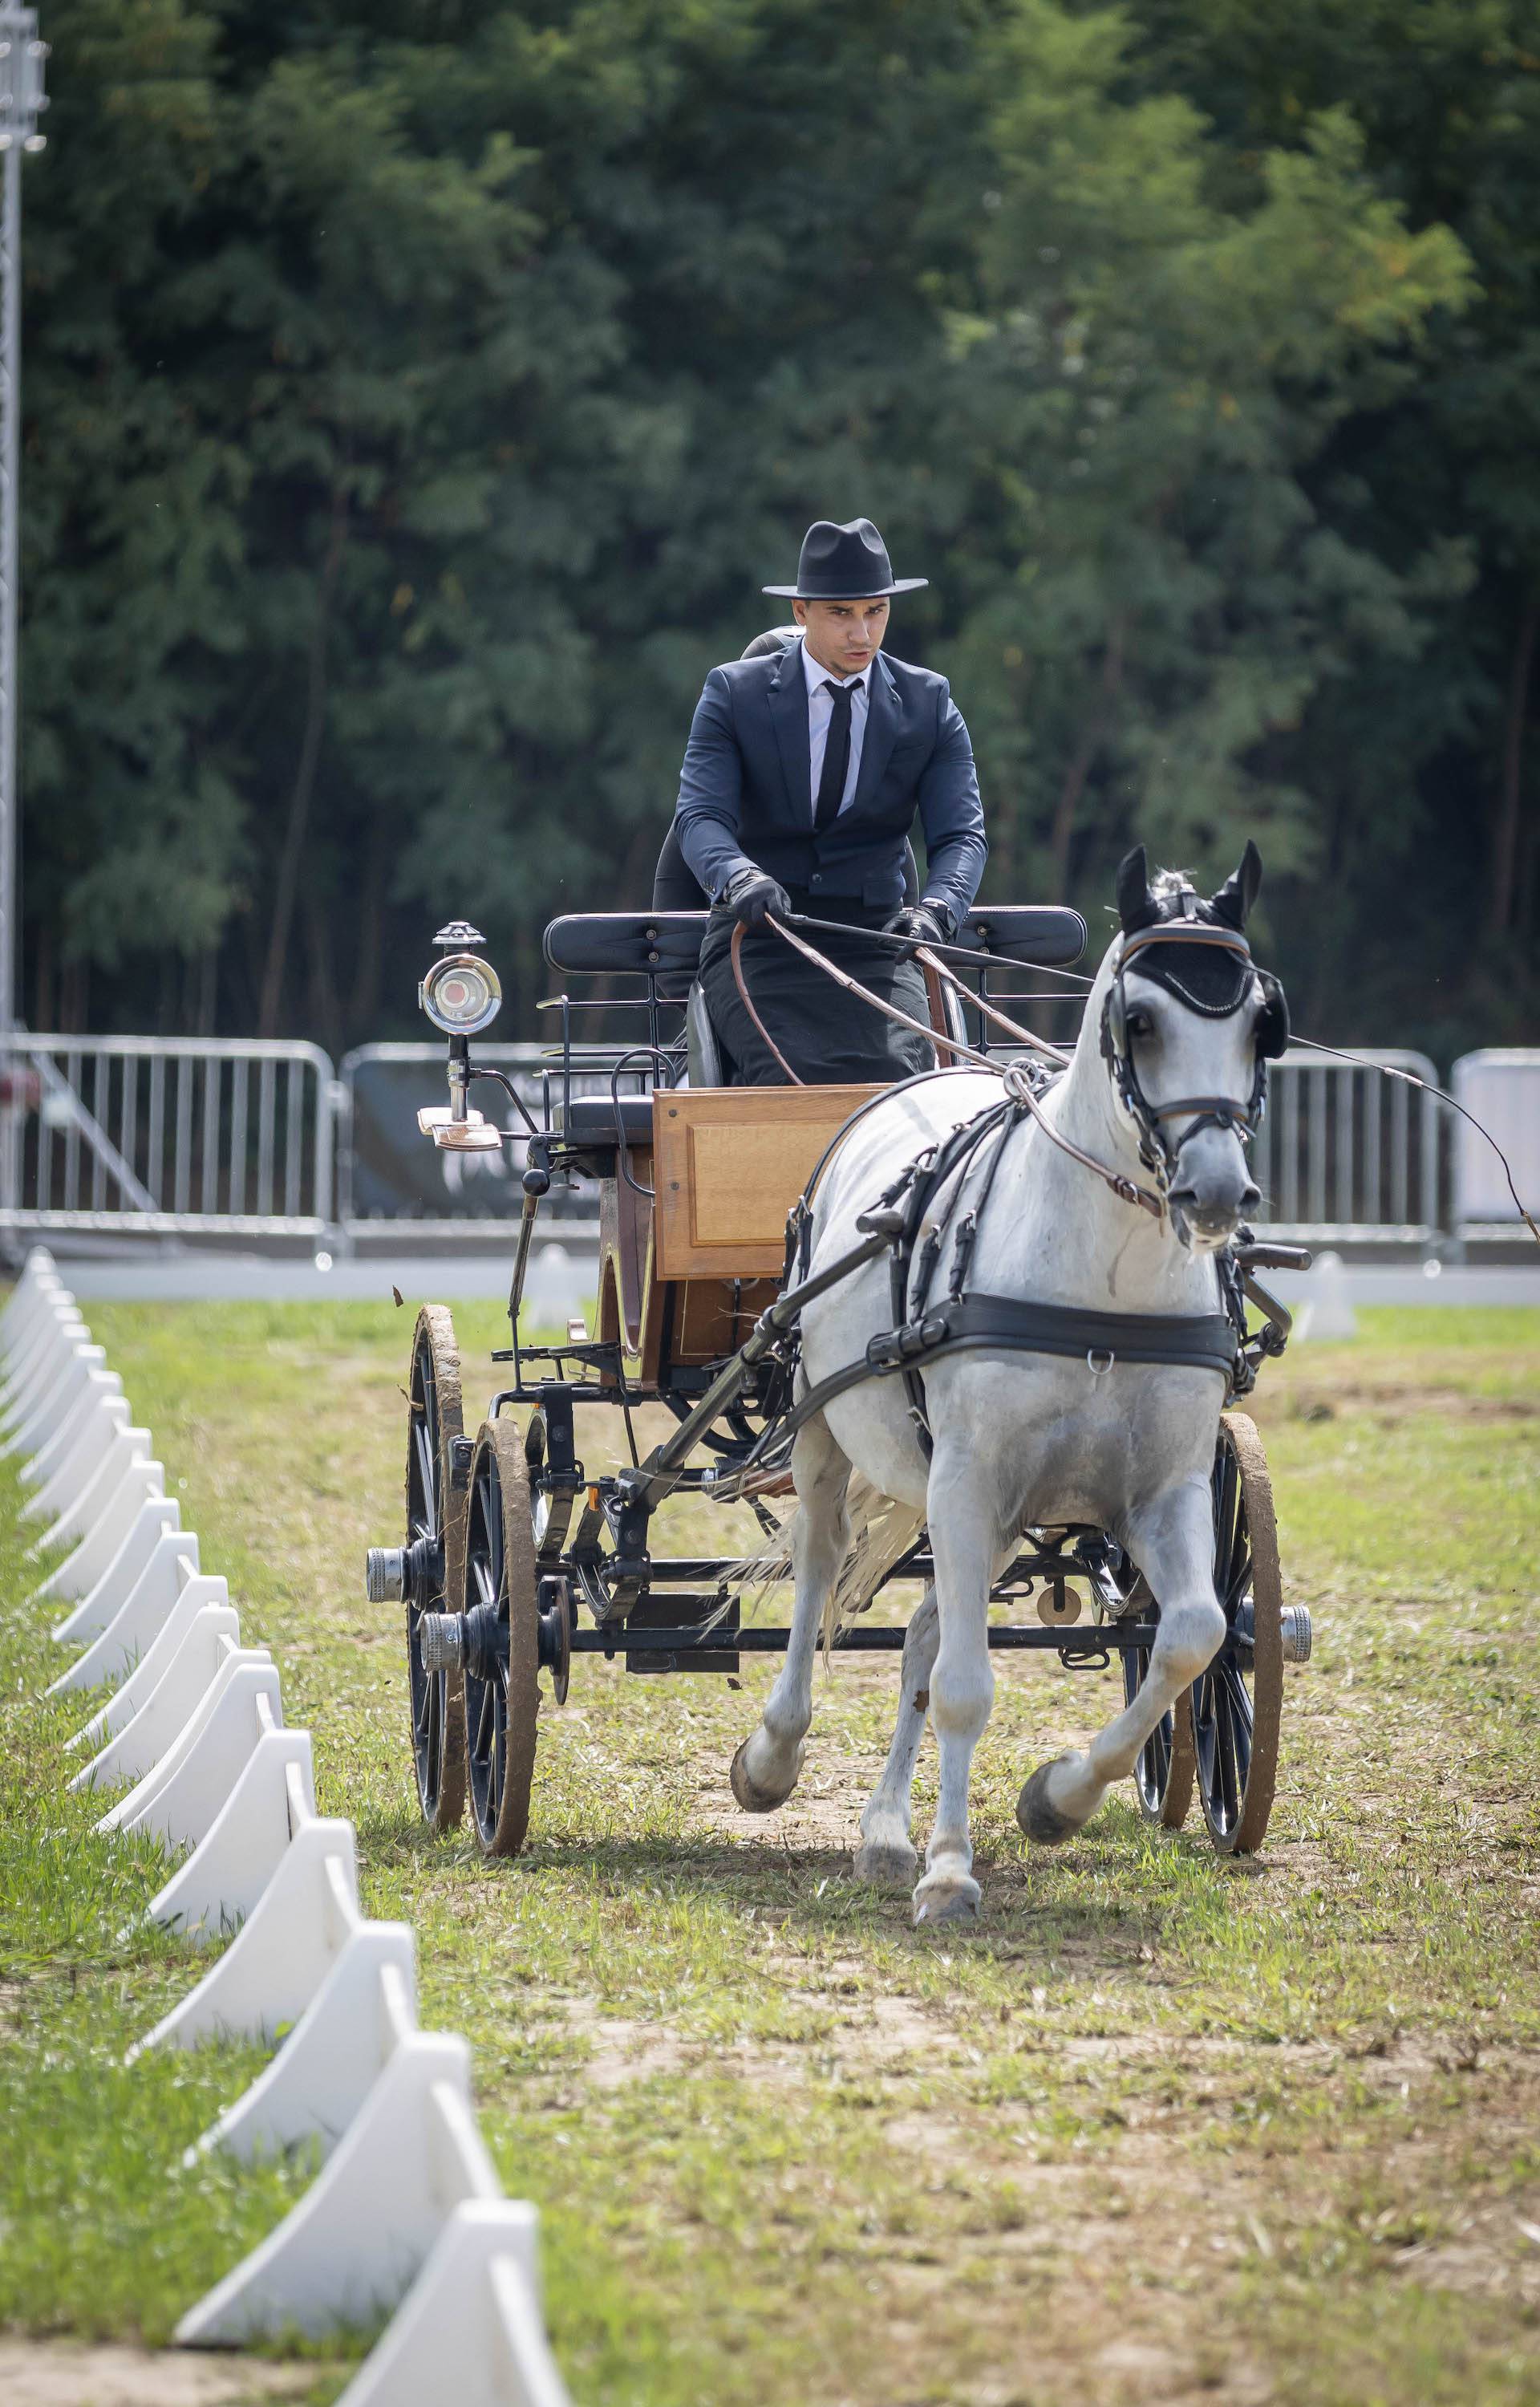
xmin=1100 ymin=917 xmax=1290 ymax=1190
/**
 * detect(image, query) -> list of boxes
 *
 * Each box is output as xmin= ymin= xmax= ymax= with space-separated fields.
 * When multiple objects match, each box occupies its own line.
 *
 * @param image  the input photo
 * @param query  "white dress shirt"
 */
xmin=800 ymin=637 xmax=872 ymax=821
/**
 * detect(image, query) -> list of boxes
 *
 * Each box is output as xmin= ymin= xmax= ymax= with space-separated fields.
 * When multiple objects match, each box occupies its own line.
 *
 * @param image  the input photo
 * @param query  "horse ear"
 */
xmin=1116 ymin=845 xmax=1155 ymax=932
xmin=1211 ymin=840 xmax=1262 ymax=930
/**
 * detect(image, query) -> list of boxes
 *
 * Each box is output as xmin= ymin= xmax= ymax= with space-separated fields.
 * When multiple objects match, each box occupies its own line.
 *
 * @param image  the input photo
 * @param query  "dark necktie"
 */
xmin=813 ymin=680 xmax=853 ymax=832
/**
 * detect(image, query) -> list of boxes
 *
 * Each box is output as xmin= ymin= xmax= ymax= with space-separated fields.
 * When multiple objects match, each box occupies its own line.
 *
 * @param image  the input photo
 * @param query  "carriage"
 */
xmin=365 ymin=899 xmax=1312 ymax=1875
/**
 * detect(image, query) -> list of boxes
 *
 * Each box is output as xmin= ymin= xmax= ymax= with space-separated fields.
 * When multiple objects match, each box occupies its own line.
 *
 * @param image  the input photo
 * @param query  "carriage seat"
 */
xmin=552 ymin=1094 xmax=657 ymax=1147
xmin=541 ymin=904 xmax=1090 ymax=1096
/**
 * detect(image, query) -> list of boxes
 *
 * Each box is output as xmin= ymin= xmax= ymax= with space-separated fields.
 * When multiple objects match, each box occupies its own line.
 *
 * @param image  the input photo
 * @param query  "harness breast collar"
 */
xmin=776 ymin=1070 xmax=1245 ymax=1465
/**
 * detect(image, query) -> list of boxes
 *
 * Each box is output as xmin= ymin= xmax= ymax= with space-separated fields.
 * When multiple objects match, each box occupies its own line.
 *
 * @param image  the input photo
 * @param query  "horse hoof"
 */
xmin=730 ymin=1735 xmax=803 ymax=1814
xmin=1016 ymin=1755 xmax=1083 ymax=1847
xmin=853 ymin=1838 xmax=918 ymax=1889
xmin=912 ymin=1870 xmax=982 ymax=1925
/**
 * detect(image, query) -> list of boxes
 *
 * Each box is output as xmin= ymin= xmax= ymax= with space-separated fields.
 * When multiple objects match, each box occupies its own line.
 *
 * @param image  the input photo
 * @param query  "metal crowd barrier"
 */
xmin=0 ymin=1033 xmax=334 ymax=1237
xmin=1251 ymin=1046 xmax=1444 ymax=1244
xmin=0 ymin=1029 xmax=1522 ymax=1251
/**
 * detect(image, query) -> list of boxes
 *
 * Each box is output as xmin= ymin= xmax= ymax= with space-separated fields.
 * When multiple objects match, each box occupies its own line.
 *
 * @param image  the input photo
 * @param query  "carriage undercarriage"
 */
xmin=367 ymin=902 xmax=1312 ymax=1880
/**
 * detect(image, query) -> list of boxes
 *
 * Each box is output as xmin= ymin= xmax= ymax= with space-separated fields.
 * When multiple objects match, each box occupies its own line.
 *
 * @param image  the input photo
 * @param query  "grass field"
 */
xmin=2 ymin=1298 xmax=1538 ymax=2406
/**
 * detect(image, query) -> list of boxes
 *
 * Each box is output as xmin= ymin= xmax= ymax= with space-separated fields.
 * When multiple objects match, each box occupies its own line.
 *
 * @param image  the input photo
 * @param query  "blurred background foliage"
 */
xmin=18 ymin=0 xmax=1538 ymax=1056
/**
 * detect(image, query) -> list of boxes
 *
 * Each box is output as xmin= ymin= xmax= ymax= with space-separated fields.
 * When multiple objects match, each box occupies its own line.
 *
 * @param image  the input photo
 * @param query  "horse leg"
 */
xmin=911 ymin=1464 xmax=1001 ymax=1924
xmin=853 ymin=1585 xmax=938 ymax=1888
xmin=1018 ymin=1477 xmax=1225 ymax=1843
xmin=730 ymin=1414 xmax=849 ymax=1813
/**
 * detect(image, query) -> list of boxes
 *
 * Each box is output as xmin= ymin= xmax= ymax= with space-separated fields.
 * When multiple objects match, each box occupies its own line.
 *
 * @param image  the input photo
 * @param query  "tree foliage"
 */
xmin=18 ymin=0 xmax=1533 ymax=1056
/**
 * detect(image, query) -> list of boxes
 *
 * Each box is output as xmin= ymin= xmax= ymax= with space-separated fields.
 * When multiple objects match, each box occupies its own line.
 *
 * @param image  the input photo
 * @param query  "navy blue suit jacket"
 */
xmin=674 ymin=642 xmax=987 ymax=927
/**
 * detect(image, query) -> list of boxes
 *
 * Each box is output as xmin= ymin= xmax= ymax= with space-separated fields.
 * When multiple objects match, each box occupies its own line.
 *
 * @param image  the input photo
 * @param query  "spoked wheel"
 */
xmin=461 ymin=1419 xmax=541 ymax=1858
xmin=1113 ymin=1556 xmax=1195 ymax=1829
xmin=403 ymin=1306 xmax=468 ymax=1832
xmin=1189 ymin=1411 xmax=1283 ymax=1854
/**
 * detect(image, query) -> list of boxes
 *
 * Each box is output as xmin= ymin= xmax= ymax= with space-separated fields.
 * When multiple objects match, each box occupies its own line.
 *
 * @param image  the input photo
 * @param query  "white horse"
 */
xmin=729 ymin=845 xmax=1281 ymax=1922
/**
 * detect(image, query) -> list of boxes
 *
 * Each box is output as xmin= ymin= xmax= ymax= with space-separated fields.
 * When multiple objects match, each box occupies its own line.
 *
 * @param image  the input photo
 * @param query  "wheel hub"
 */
xmin=366 ymin=1531 xmax=444 ymax=1606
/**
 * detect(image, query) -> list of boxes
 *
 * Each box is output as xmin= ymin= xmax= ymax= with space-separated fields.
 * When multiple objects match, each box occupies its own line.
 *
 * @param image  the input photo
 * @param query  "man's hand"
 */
xmin=883 ymin=900 xmax=954 ymax=954
xmin=723 ymin=867 xmax=792 ymax=928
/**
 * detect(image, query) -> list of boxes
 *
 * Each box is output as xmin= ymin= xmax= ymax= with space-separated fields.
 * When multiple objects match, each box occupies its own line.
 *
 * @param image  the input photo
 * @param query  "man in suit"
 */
xmin=674 ymin=518 xmax=987 ymax=1084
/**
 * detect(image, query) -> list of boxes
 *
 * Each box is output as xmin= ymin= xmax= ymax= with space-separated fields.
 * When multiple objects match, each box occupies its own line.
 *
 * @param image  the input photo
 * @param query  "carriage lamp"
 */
xmin=416 ymin=922 xmax=506 ymax=1150
xmin=419 ymin=950 xmax=501 ymax=1037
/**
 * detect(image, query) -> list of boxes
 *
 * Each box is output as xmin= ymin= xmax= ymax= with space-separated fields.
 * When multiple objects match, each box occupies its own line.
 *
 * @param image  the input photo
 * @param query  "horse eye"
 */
xmin=1125 ymin=1007 xmax=1155 ymax=1040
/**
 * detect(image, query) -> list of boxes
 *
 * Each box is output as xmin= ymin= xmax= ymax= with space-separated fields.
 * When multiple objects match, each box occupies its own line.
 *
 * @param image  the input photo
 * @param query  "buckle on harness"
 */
xmin=1087 ymin=1347 xmax=1115 ymax=1378
xmin=867 ymin=1313 xmax=949 ymax=1373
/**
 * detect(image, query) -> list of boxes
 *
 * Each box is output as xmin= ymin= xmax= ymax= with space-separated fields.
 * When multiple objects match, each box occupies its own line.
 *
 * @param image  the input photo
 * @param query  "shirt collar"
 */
xmin=800 ymin=635 xmax=874 ymax=700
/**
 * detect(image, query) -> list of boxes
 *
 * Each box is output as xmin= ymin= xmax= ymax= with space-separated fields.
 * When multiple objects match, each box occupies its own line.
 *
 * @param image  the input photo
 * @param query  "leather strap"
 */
xmin=730 ymin=919 xmax=804 ymax=1086
xmin=768 ymin=917 xmax=1166 ymax=1220
xmin=781 ymin=1289 xmax=1238 ymax=1447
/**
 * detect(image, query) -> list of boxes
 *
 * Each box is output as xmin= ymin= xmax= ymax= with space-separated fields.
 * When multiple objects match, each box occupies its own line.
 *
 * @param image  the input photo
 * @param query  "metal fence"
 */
xmin=338 ymin=1041 xmax=551 ymax=1227
xmin=0 ymin=1033 xmax=334 ymax=1236
xmin=0 ymin=1029 xmax=1522 ymax=1251
xmin=1251 ymin=1048 xmax=1444 ymax=1242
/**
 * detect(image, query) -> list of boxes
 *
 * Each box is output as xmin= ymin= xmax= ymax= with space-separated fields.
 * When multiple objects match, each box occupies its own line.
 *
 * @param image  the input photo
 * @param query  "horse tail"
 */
xmin=722 ymin=1473 xmax=925 ymax=1660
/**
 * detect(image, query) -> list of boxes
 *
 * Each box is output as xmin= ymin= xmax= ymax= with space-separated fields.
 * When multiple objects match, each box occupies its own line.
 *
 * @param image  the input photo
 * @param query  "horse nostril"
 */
xmin=1242 ymin=1181 xmax=1262 ymax=1212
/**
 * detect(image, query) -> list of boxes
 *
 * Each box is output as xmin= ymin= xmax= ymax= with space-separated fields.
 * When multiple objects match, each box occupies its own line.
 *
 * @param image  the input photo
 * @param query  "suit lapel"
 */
xmin=852 ymin=652 xmax=901 ymax=813
xmin=767 ymin=645 xmax=812 ymax=820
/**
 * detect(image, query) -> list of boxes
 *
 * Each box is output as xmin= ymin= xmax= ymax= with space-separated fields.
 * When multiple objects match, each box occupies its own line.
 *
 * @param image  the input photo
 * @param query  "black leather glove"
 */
xmin=723 ymin=867 xmax=792 ymax=928
xmin=883 ymin=901 xmax=953 ymax=954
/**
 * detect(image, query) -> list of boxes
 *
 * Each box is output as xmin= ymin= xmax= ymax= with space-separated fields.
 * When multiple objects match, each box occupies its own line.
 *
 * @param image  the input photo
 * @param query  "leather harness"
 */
xmin=772 ymin=1067 xmax=1246 ymax=1464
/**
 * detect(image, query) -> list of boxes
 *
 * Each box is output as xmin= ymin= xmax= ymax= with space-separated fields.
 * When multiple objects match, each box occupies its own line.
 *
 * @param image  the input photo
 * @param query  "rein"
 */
xmin=727 ymin=904 xmax=1540 ymax=1251
xmin=740 ymin=915 xmax=1165 ymax=1220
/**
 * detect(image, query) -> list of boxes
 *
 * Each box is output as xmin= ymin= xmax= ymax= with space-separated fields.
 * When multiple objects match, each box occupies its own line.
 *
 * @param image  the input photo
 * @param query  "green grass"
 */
xmin=2 ymin=1299 xmax=1538 ymax=2404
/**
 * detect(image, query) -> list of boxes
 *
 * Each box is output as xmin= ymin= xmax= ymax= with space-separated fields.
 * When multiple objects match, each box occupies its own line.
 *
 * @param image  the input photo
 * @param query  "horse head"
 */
xmin=1104 ymin=842 xmax=1288 ymax=1251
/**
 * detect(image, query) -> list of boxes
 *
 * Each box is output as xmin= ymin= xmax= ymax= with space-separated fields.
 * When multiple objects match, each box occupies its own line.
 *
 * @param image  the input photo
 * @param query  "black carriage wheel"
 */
xmin=403 ymin=1305 xmax=468 ymax=1833
xmin=403 ymin=1307 xmax=468 ymax=1830
xmin=461 ymin=1419 xmax=541 ymax=1858
xmin=1189 ymin=1411 xmax=1283 ymax=1855
xmin=1115 ymin=1562 xmax=1195 ymax=1829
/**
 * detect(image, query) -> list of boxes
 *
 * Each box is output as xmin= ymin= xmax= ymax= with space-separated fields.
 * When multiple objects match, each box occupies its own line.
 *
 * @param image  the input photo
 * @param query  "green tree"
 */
xmin=15 ymin=0 xmax=1524 ymax=1067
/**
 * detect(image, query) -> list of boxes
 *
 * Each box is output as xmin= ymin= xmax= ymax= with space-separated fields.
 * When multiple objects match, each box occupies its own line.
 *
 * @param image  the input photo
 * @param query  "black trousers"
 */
xmin=698 ymin=890 xmax=934 ymax=1086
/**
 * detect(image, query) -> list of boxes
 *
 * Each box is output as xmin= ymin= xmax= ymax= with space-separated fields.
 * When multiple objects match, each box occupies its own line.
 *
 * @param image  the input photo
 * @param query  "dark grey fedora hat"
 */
xmin=764 ymin=517 xmax=927 ymax=599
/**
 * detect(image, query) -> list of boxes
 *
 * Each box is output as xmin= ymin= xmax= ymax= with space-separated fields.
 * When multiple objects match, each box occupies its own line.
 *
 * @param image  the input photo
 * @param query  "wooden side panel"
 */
xmin=653 ymin=1086 xmax=881 ymax=1279
xmin=595 ymin=1152 xmax=654 ymax=1358
xmin=671 ymin=1277 xmax=779 ymax=1363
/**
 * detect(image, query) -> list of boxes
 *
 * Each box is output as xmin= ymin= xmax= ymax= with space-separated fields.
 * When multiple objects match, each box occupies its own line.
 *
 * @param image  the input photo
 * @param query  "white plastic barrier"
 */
xmin=3 ymin=1329 xmax=101 ymax=1455
xmin=37 ymin=1455 xmax=167 ymax=1601
xmin=2 ymin=1306 xmax=87 ymax=1420
xmin=49 ymin=1495 xmax=186 ymax=1639
xmin=22 ymin=1385 xmax=132 ymax=1502
xmin=335 ymin=2202 xmax=568 ymax=2407
xmin=17 ymin=1249 xmax=569 ymax=2402
xmin=69 ymin=1599 xmax=249 ymax=1786
xmin=49 ymin=1538 xmax=208 ymax=1694
xmin=133 ymin=1812 xmax=362 ymax=2052
xmin=0 ymin=1246 xmax=56 ymax=1347
xmin=29 ymin=1423 xmax=157 ymax=1550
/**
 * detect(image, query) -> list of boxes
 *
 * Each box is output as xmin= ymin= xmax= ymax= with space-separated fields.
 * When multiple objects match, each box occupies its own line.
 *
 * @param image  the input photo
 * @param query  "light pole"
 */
xmin=0 ymin=7 xmax=46 ymax=1044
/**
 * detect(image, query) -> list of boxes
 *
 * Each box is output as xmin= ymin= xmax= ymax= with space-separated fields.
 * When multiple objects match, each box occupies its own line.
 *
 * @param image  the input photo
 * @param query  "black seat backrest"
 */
xmin=544 ymin=911 xmax=710 ymax=977
xmin=543 ymin=902 xmax=1087 ymax=980
xmin=951 ymin=907 xmax=1087 ymax=966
